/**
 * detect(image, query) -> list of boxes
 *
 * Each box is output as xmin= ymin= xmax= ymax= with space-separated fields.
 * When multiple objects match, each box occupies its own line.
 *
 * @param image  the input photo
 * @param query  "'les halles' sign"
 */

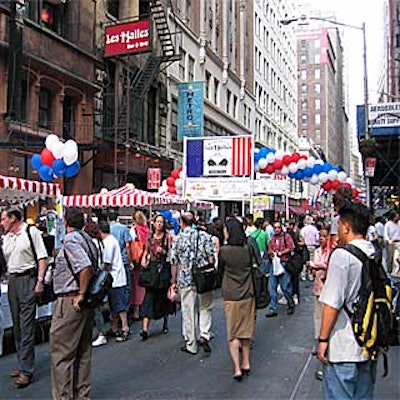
xmin=104 ymin=19 xmax=152 ymax=57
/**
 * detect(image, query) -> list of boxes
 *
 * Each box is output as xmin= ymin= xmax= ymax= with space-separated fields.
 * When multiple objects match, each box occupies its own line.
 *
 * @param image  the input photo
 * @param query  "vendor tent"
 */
xmin=0 ymin=174 xmax=61 ymax=204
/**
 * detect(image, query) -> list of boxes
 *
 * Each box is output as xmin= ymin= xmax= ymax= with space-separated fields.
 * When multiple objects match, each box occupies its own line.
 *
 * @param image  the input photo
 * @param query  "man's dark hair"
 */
xmin=180 ymin=212 xmax=194 ymax=227
xmin=254 ymin=217 xmax=264 ymax=229
xmin=65 ymin=208 xmax=84 ymax=230
xmin=245 ymin=213 xmax=253 ymax=221
xmin=99 ymin=220 xmax=110 ymax=234
xmin=338 ymin=202 xmax=371 ymax=236
xmin=108 ymin=211 xmax=118 ymax=222
xmin=388 ymin=210 xmax=399 ymax=221
xmin=226 ymin=218 xmax=246 ymax=246
xmin=6 ymin=208 xmax=22 ymax=221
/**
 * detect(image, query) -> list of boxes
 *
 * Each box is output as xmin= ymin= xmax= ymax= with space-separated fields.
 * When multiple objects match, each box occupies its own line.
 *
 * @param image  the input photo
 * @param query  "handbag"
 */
xmin=129 ymin=228 xmax=144 ymax=268
xmin=192 ymin=232 xmax=218 ymax=294
xmin=139 ymin=261 xmax=161 ymax=289
xmin=167 ymin=284 xmax=181 ymax=303
xmin=249 ymin=247 xmax=270 ymax=309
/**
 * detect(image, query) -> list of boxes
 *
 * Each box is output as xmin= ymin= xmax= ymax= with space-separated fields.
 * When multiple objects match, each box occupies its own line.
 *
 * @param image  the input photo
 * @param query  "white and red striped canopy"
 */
xmin=0 ymin=174 xmax=61 ymax=204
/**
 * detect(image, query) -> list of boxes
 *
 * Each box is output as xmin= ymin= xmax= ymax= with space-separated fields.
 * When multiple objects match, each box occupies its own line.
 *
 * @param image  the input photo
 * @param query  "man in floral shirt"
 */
xmin=170 ymin=212 xmax=216 ymax=354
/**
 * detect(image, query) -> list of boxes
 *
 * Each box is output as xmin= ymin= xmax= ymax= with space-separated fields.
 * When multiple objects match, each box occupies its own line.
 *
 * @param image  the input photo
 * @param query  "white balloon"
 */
xmin=319 ymin=172 xmax=329 ymax=183
xmin=174 ymin=178 xmax=183 ymax=190
xmin=100 ymin=187 xmax=108 ymax=194
xmin=303 ymin=176 xmax=311 ymax=182
xmin=176 ymin=188 xmax=183 ymax=195
xmin=45 ymin=134 xmax=59 ymax=151
xmin=254 ymin=148 xmax=260 ymax=154
xmin=337 ymin=171 xmax=347 ymax=182
xmin=266 ymin=152 xmax=276 ymax=163
xmin=328 ymin=170 xmax=338 ymax=181
xmin=179 ymin=170 xmax=185 ymax=179
xmin=52 ymin=141 xmax=65 ymax=159
xmin=297 ymin=159 xmax=307 ymax=170
xmin=310 ymin=174 xmax=319 ymax=185
xmin=281 ymin=166 xmax=289 ymax=175
xmin=315 ymin=159 xmax=324 ymax=166
xmin=255 ymin=164 xmax=260 ymax=172
xmin=346 ymin=177 xmax=354 ymax=186
xmin=288 ymin=162 xmax=298 ymax=173
xmin=306 ymin=156 xmax=316 ymax=169
xmin=258 ymin=158 xmax=268 ymax=169
xmin=275 ymin=150 xmax=284 ymax=160
xmin=64 ymin=140 xmax=78 ymax=151
xmin=63 ymin=147 xmax=78 ymax=166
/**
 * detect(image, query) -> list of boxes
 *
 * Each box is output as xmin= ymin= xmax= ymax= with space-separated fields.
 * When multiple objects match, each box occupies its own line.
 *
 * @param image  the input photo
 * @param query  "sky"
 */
xmin=296 ymin=0 xmax=384 ymax=131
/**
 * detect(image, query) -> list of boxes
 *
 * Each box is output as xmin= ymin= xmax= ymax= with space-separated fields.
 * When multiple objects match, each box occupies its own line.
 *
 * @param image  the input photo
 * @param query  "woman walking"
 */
xmin=218 ymin=218 xmax=255 ymax=382
xmin=139 ymin=214 xmax=173 ymax=340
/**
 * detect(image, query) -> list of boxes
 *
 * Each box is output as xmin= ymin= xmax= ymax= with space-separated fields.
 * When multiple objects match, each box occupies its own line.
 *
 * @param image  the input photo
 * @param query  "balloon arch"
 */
xmin=161 ymin=147 xmax=361 ymax=201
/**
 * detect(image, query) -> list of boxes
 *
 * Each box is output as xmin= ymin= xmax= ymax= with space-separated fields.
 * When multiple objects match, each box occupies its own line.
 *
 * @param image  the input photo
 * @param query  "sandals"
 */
xmin=115 ymin=329 xmax=130 ymax=342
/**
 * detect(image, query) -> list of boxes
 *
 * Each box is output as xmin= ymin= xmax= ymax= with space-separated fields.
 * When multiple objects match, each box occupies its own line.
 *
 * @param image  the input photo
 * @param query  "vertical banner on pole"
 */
xmin=178 ymin=82 xmax=204 ymax=140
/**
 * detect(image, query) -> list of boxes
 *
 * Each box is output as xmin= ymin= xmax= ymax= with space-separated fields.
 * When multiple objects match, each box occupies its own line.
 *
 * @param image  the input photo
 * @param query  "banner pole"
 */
xmin=249 ymin=135 xmax=255 ymax=214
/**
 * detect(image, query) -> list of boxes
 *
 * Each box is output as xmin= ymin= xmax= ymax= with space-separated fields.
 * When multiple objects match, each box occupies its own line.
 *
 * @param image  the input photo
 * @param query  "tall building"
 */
xmin=296 ymin=23 xmax=349 ymax=171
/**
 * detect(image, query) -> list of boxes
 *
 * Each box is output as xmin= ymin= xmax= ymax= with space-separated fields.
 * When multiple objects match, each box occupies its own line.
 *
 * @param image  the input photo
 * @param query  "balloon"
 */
xmin=306 ymin=156 xmax=316 ymax=169
xmin=281 ymin=166 xmax=289 ymax=175
xmin=313 ymin=164 xmax=323 ymax=175
xmin=174 ymin=178 xmax=183 ymax=190
xmin=328 ymin=170 xmax=338 ymax=181
xmin=255 ymin=163 xmax=260 ymax=172
xmin=40 ymin=148 xmax=56 ymax=167
xmin=310 ymin=174 xmax=319 ymax=185
xmin=171 ymin=169 xmax=180 ymax=179
xmin=265 ymin=164 xmax=275 ymax=174
xmin=304 ymin=167 xmax=313 ymax=178
xmin=275 ymin=150 xmax=284 ymax=160
xmin=39 ymin=165 xmax=54 ymax=182
xmin=297 ymin=159 xmax=307 ymax=170
xmin=52 ymin=141 xmax=65 ymax=159
xmin=337 ymin=171 xmax=347 ymax=182
xmin=176 ymin=188 xmax=183 ymax=195
xmin=30 ymin=154 xmax=42 ymax=170
xmin=332 ymin=180 xmax=341 ymax=191
xmin=258 ymin=158 xmax=268 ymax=169
xmin=318 ymin=172 xmax=329 ymax=183
xmin=45 ymin=134 xmax=59 ymax=151
xmin=352 ymin=188 xmax=359 ymax=198
xmin=322 ymin=163 xmax=332 ymax=173
xmin=259 ymin=147 xmax=268 ymax=158
xmin=295 ymin=170 xmax=304 ymax=180
xmin=166 ymin=177 xmax=175 ymax=187
xmin=65 ymin=161 xmax=80 ymax=178
xmin=53 ymin=159 xmax=67 ymax=177
xmin=288 ymin=162 xmax=298 ymax=173
xmin=266 ymin=152 xmax=275 ymax=163
xmin=346 ymin=177 xmax=354 ymax=186
xmin=333 ymin=166 xmax=341 ymax=172
xmin=178 ymin=165 xmax=183 ymax=172
xmin=64 ymin=139 xmax=78 ymax=150
xmin=288 ymin=172 xmax=296 ymax=179
xmin=282 ymin=155 xmax=292 ymax=166
xmin=63 ymin=146 xmax=78 ymax=166
xmin=160 ymin=210 xmax=172 ymax=221
xmin=323 ymin=181 xmax=333 ymax=191
xmin=167 ymin=186 xmax=176 ymax=194
xmin=315 ymin=159 xmax=324 ymax=165
xmin=273 ymin=159 xmax=283 ymax=170
xmin=292 ymin=152 xmax=301 ymax=162
xmin=254 ymin=152 xmax=261 ymax=163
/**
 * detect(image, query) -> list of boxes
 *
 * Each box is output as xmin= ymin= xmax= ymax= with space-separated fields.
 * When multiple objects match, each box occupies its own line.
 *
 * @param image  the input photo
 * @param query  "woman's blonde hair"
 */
xmin=133 ymin=210 xmax=147 ymax=226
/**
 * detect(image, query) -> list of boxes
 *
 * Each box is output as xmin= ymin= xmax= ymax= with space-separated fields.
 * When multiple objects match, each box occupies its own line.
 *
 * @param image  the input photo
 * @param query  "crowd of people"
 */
xmin=0 ymin=189 xmax=399 ymax=399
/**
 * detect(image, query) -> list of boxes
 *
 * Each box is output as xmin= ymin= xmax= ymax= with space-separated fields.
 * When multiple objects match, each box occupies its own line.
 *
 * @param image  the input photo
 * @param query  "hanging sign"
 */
xmin=365 ymin=157 xmax=377 ymax=177
xmin=147 ymin=168 xmax=161 ymax=189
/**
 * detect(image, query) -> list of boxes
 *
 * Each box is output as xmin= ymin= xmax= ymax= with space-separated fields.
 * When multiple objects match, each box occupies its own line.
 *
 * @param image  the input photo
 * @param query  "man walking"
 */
xmin=317 ymin=202 xmax=376 ymax=399
xmin=1 ymin=208 xmax=47 ymax=388
xmin=300 ymin=216 xmax=320 ymax=281
xmin=170 ymin=212 xmax=216 ymax=354
xmin=384 ymin=210 xmax=400 ymax=274
xmin=50 ymin=208 xmax=98 ymax=400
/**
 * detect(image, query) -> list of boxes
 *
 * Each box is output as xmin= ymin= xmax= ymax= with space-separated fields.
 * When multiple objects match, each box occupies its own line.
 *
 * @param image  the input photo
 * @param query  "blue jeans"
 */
xmin=94 ymin=308 xmax=106 ymax=334
xmin=323 ymin=361 xmax=376 ymax=400
xmin=268 ymin=266 xmax=294 ymax=312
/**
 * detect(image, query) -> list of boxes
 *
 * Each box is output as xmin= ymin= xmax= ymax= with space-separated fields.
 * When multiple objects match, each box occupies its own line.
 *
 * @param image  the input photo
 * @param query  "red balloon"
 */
xmin=266 ymin=165 xmax=275 ymax=174
xmin=178 ymin=165 xmax=183 ymax=172
xmin=166 ymin=177 xmax=175 ymax=187
xmin=167 ymin=186 xmax=176 ymax=194
xmin=292 ymin=152 xmax=301 ymax=162
xmin=332 ymin=180 xmax=341 ymax=191
xmin=259 ymin=167 xmax=268 ymax=174
xmin=171 ymin=169 xmax=180 ymax=179
xmin=323 ymin=181 xmax=333 ymax=191
xmin=40 ymin=148 xmax=56 ymax=167
xmin=282 ymin=155 xmax=292 ymax=166
xmin=273 ymin=159 xmax=283 ymax=170
xmin=352 ymin=189 xmax=359 ymax=198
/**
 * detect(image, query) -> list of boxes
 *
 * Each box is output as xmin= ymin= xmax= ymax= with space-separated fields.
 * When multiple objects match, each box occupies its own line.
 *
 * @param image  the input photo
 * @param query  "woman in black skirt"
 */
xmin=139 ymin=214 xmax=173 ymax=340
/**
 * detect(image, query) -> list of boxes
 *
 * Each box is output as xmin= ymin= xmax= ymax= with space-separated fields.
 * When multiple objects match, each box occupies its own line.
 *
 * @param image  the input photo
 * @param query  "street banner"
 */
xmin=185 ymin=177 xmax=251 ymax=201
xmin=365 ymin=157 xmax=377 ymax=177
xmin=147 ymin=168 xmax=161 ymax=189
xmin=253 ymin=173 xmax=289 ymax=195
xmin=186 ymin=136 xmax=252 ymax=177
xmin=104 ymin=19 xmax=152 ymax=57
xmin=178 ymin=82 xmax=204 ymax=140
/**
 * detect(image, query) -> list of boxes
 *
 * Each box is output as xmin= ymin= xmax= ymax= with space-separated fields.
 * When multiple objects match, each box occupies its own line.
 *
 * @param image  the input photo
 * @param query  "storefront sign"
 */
xmin=178 ymin=82 xmax=204 ymax=140
xmin=147 ymin=168 xmax=161 ymax=189
xmin=365 ymin=157 xmax=377 ymax=177
xmin=104 ymin=19 xmax=151 ymax=57
xmin=253 ymin=174 xmax=289 ymax=195
xmin=253 ymin=195 xmax=274 ymax=219
xmin=185 ymin=177 xmax=251 ymax=201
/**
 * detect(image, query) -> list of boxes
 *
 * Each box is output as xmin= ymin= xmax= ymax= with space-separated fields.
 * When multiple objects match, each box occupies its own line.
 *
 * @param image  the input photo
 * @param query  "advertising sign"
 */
xmin=147 ymin=168 xmax=161 ymax=189
xmin=186 ymin=136 xmax=252 ymax=177
xmin=369 ymin=103 xmax=400 ymax=127
xmin=365 ymin=158 xmax=377 ymax=178
xmin=253 ymin=196 xmax=274 ymax=219
xmin=185 ymin=177 xmax=251 ymax=201
xmin=178 ymin=82 xmax=204 ymax=140
xmin=104 ymin=19 xmax=151 ymax=57
xmin=253 ymin=174 xmax=289 ymax=195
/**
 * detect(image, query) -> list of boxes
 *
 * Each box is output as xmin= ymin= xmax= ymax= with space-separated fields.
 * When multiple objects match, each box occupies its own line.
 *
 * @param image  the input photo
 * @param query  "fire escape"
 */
xmin=116 ymin=0 xmax=181 ymax=153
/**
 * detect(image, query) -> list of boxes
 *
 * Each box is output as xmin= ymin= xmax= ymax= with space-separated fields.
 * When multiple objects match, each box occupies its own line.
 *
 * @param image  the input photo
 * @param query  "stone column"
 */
xmin=221 ymin=0 xmax=229 ymax=84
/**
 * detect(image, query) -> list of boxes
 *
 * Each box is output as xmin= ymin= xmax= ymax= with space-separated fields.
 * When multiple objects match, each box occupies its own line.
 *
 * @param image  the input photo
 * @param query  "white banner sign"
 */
xmin=369 ymin=102 xmax=400 ymax=127
xmin=185 ymin=177 xmax=251 ymax=201
xmin=253 ymin=174 xmax=289 ymax=195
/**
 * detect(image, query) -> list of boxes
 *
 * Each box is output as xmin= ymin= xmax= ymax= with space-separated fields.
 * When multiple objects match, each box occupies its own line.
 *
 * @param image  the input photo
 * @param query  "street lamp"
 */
xmin=281 ymin=15 xmax=371 ymax=208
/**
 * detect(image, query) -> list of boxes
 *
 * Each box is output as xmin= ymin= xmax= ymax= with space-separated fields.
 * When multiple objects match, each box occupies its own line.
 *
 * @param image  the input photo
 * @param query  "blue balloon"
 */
xmin=288 ymin=172 xmax=296 ymax=179
xmin=322 ymin=163 xmax=332 ymax=173
xmin=313 ymin=164 xmax=323 ymax=175
xmin=295 ymin=170 xmax=304 ymax=180
xmin=304 ymin=167 xmax=313 ymax=178
xmin=160 ymin=210 xmax=172 ymax=221
xmin=53 ymin=159 xmax=67 ymax=177
xmin=39 ymin=165 xmax=54 ymax=182
xmin=172 ymin=218 xmax=179 ymax=235
xmin=259 ymin=147 xmax=268 ymax=158
xmin=65 ymin=161 xmax=80 ymax=178
xmin=31 ymin=154 xmax=42 ymax=170
xmin=333 ymin=165 xmax=341 ymax=172
xmin=270 ymin=148 xmax=276 ymax=154
xmin=254 ymin=152 xmax=261 ymax=163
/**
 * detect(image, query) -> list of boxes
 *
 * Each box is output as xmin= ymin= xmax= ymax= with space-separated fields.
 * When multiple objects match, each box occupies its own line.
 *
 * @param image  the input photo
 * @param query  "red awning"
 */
xmin=289 ymin=206 xmax=306 ymax=216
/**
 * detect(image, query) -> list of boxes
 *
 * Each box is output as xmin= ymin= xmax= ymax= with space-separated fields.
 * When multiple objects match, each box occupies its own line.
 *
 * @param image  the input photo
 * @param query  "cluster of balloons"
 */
xmin=30 ymin=135 xmax=81 ymax=182
xmin=158 ymin=210 xmax=179 ymax=234
xmin=159 ymin=166 xmax=184 ymax=195
xmin=254 ymin=147 xmax=355 ymax=193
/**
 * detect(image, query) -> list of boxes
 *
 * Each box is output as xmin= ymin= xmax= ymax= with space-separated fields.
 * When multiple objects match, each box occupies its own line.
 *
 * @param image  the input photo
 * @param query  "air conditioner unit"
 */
xmin=95 ymin=69 xmax=106 ymax=83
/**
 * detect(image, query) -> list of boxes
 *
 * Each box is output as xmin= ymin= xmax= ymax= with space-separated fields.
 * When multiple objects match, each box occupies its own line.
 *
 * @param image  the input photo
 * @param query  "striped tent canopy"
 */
xmin=0 ymin=174 xmax=61 ymax=204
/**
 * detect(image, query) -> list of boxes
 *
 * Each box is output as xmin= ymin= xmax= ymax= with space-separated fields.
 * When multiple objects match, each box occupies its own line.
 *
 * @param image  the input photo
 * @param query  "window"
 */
xmin=39 ymin=87 xmax=52 ymax=129
xmin=315 ymin=83 xmax=321 ymax=94
xmin=315 ymin=99 xmax=321 ymax=110
xmin=179 ymin=48 xmax=186 ymax=80
xmin=205 ymin=70 xmax=211 ymax=99
xmin=314 ymin=54 xmax=320 ymax=64
xmin=107 ymin=0 xmax=119 ymax=19
xmin=315 ymin=114 xmax=321 ymax=125
xmin=226 ymin=89 xmax=231 ymax=114
xmin=300 ymin=70 xmax=307 ymax=80
xmin=40 ymin=0 xmax=69 ymax=36
xmin=301 ymin=114 xmax=307 ymax=125
xmin=233 ymin=95 xmax=238 ymax=119
xmin=214 ymin=78 xmax=220 ymax=105
xmin=63 ymin=96 xmax=76 ymax=139
xmin=301 ymin=84 xmax=307 ymax=94
xmin=314 ymin=69 xmax=320 ymax=79
xmin=301 ymin=99 xmax=307 ymax=111
xmin=171 ymin=99 xmax=178 ymax=143
xmin=300 ymin=53 xmax=307 ymax=64
xmin=315 ymin=129 xmax=321 ymax=142
xmin=188 ymin=55 xmax=195 ymax=81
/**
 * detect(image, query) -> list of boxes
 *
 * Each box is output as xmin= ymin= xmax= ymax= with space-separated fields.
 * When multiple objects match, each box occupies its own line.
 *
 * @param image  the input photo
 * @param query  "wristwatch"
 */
xmin=318 ymin=337 xmax=329 ymax=343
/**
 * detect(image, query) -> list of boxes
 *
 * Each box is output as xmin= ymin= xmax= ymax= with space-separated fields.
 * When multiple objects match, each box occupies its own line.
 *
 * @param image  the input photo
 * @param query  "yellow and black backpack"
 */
xmin=342 ymin=244 xmax=394 ymax=376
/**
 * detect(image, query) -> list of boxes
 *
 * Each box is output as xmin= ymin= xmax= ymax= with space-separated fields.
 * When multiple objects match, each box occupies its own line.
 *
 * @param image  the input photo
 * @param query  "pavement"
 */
xmin=0 ymin=281 xmax=399 ymax=399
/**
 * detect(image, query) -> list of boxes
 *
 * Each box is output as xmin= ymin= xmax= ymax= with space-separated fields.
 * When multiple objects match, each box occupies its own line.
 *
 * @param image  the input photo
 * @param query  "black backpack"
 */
xmin=342 ymin=244 xmax=395 ymax=376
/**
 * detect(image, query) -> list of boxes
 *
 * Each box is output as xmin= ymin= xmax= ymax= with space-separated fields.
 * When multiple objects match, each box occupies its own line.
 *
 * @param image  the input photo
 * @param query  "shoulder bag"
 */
xmin=249 ymin=246 xmax=270 ymax=309
xmin=129 ymin=227 xmax=145 ymax=268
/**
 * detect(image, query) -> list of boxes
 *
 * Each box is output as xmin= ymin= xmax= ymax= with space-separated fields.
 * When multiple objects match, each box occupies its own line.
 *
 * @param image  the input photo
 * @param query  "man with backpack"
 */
xmin=317 ymin=202 xmax=378 ymax=399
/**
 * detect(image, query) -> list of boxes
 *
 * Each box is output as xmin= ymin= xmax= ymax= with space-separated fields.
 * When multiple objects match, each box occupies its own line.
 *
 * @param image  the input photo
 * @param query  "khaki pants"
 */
xmin=180 ymin=286 xmax=213 ymax=353
xmin=50 ymin=297 xmax=93 ymax=400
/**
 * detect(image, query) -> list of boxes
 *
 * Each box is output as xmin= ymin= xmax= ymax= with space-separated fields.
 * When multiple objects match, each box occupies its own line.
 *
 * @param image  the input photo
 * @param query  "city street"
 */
xmin=0 ymin=283 xmax=399 ymax=399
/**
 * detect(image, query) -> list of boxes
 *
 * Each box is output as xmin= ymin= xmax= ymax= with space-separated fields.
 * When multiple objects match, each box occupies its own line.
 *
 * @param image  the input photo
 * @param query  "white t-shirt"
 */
xmin=102 ymin=235 xmax=126 ymax=288
xmin=319 ymin=239 xmax=375 ymax=363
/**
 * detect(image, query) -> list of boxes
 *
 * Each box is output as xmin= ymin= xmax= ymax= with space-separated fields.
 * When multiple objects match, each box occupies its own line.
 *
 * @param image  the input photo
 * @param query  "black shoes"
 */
xmin=287 ymin=306 xmax=295 ymax=315
xmin=265 ymin=311 xmax=278 ymax=318
xmin=199 ymin=338 xmax=212 ymax=353
xmin=180 ymin=346 xmax=197 ymax=355
xmin=140 ymin=330 xmax=148 ymax=341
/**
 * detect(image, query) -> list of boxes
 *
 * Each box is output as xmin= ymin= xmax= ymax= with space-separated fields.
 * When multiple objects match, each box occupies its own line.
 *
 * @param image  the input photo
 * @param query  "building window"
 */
xmin=300 ymin=70 xmax=307 ymax=80
xmin=301 ymin=84 xmax=307 ymax=93
xmin=214 ymin=78 xmax=220 ymax=105
xmin=205 ymin=70 xmax=211 ymax=99
xmin=315 ymin=83 xmax=321 ymax=94
xmin=314 ymin=54 xmax=320 ymax=64
xmin=315 ymin=129 xmax=321 ymax=142
xmin=179 ymin=48 xmax=186 ymax=80
xmin=106 ymin=0 xmax=119 ymax=19
xmin=233 ymin=95 xmax=238 ymax=119
xmin=300 ymin=53 xmax=307 ymax=64
xmin=315 ymin=114 xmax=321 ymax=125
xmin=315 ymin=98 xmax=321 ymax=110
xmin=40 ymin=0 xmax=69 ymax=36
xmin=226 ymin=89 xmax=231 ymax=114
xmin=63 ymin=96 xmax=76 ymax=139
xmin=188 ymin=55 xmax=195 ymax=81
xmin=314 ymin=68 xmax=320 ymax=79
xmin=171 ymin=99 xmax=178 ymax=143
xmin=39 ymin=87 xmax=52 ymax=129
xmin=301 ymin=114 xmax=307 ymax=125
xmin=301 ymin=99 xmax=307 ymax=110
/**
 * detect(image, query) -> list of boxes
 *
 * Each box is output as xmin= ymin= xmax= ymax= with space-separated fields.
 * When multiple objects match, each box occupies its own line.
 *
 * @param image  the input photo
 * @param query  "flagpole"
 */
xmin=249 ymin=135 xmax=255 ymax=214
